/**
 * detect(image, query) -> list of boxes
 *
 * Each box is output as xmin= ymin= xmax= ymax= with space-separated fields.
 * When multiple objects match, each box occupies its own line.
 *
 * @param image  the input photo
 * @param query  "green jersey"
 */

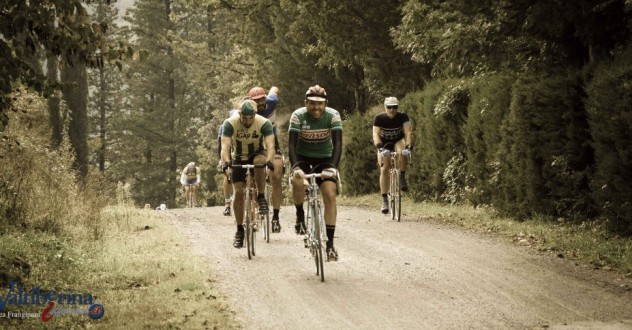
xmin=222 ymin=114 xmax=273 ymax=161
xmin=288 ymin=107 xmax=342 ymax=158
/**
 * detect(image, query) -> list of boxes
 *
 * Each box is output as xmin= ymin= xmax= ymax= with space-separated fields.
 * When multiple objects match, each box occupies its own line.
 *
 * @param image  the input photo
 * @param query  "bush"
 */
xmin=463 ymin=73 xmax=515 ymax=206
xmin=493 ymin=71 xmax=594 ymax=220
xmin=340 ymin=110 xmax=379 ymax=195
xmin=586 ymin=47 xmax=632 ymax=235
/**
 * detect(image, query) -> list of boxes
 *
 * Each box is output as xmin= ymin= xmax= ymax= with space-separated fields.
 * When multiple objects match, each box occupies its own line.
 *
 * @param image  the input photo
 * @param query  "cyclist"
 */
xmin=248 ymin=86 xmax=284 ymax=233
xmin=288 ymin=85 xmax=342 ymax=262
xmin=220 ymin=99 xmax=275 ymax=248
xmin=372 ymin=96 xmax=413 ymax=214
xmin=217 ymin=109 xmax=239 ymax=216
xmin=180 ymin=162 xmax=201 ymax=207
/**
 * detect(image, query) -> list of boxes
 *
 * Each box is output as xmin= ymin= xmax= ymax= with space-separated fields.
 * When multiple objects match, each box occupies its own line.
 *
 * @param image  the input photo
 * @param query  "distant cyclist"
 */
xmin=248 ymin=86 xmax=284 ymax=233
xmin=289 ymin=85 xmax=342 ymax=261
xmin=220 ymin=100 xmax=275 ymax=248
xmin=217 ymin=109 xmax=239 ymax=216
xmin=373 ymin=96 xmax=413 ymax=214
xmin=180 ymin=162 xmax=201 ymax=207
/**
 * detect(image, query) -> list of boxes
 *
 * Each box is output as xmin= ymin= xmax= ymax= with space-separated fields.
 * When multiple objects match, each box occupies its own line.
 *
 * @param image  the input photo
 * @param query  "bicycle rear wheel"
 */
xmin=246 ymin=191 xmax=253 ymax=260
xmin=395 ymin=177 xmax=402 ymax=222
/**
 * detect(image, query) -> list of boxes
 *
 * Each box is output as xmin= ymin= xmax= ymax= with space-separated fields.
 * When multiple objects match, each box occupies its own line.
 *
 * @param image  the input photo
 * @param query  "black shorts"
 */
xmin=292 ymin=155 xmax=337 ymax=186
xmin=382 ymin=140 xmax=404 ymax=152
xmin=231 ymin=150 xmax=266 ymax=183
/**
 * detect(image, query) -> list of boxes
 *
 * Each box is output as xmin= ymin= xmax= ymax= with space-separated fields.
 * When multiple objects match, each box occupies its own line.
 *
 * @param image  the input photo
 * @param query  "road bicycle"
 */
xmin=292 ymin=168 xmax=338 ymax=282
xmin=232 ymin=163 xmax=268 ymax=259
xmin=384 ymin=150 xmax=410 ymax=222
xmin=183 ymin=184 xmax=195 ymax=208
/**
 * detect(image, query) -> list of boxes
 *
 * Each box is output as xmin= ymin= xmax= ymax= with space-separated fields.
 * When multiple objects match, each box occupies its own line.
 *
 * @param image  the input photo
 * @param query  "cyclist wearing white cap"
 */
xmin=373 ymin=96 xmax=413 ymax=214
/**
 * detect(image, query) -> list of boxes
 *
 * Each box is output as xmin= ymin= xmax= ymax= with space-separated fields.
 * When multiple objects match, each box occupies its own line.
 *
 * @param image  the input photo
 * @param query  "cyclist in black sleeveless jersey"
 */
xmin=372 ymin=97 xmax=413 ymax=214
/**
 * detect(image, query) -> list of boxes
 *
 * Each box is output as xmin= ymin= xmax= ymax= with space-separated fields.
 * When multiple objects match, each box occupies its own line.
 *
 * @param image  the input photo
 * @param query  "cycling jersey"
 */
xmin=373 ymin=112 xmax=410 ymax=144
xmin=288 ymin=107 xmax=342 ymax=159
xmin=222 ymin=114 xmax=274 ymax=161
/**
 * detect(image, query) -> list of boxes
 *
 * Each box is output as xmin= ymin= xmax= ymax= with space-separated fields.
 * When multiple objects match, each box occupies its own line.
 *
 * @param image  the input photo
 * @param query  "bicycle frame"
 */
xmin=231 ymin=163 xmax=267 ymax=259
xmin=299 ymin=170 xmax=338 ymax=282
xmin=383 ymin=151 xmax=410 ymax=222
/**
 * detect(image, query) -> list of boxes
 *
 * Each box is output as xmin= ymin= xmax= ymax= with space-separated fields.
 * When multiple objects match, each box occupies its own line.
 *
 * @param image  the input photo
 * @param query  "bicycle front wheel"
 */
xmin=313 ymin=203 xmax=325 ymax=282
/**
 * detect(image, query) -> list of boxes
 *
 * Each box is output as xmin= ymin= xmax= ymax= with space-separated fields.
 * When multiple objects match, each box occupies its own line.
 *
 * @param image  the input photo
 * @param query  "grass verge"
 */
xmin=339 ymin=194 xmax=632 ymax=279
xmin=0 ymin=206 xmax=238 ymax=329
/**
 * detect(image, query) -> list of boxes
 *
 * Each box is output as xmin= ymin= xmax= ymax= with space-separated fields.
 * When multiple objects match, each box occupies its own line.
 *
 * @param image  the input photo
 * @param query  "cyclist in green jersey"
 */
xmin=220 ymin=100 xmax=275 ymax=248
xmin=288 ymin=85 xmax=342 ymax=261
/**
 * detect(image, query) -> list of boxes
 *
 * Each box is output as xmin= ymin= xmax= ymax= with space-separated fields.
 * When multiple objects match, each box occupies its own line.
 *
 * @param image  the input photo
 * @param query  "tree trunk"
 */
xmin=61 ymin=58 xmax=89 ymax=181
xmin=47 ymin=55 xmax=63 ymax=148
xmin=98 ymin=66 xmax=107 ymax=172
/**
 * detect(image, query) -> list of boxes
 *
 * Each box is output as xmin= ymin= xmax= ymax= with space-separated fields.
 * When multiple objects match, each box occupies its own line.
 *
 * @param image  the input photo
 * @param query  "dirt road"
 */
xmin=165 ymin=205 xmax=632 ymax=330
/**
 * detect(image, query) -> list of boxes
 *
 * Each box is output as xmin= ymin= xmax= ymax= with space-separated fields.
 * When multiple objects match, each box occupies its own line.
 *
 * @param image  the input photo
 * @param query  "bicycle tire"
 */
xmin=251 ymin=196 xmax=257 ymax=256
xmin=390 ymin=170 xmax=397 ymax=221
xmin=246 ymin=189 xmax=253 ymax=260
xmin=314 ymin=202 xmax=325 ymax=282
xmin=396 ymin=175 xmax=402 ymax=222
xmin=264 ymin=184 xmax=270 ymax=243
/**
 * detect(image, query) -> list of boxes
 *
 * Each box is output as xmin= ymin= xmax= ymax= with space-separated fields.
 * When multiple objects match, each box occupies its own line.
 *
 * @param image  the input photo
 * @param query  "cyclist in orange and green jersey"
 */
xmin=288 ymin=85 xmax=342 ymax=261
xmin=220 ymin=100 xmax=275 ymax=248
xmin=248 ymin=86 xmax=284 ymax=233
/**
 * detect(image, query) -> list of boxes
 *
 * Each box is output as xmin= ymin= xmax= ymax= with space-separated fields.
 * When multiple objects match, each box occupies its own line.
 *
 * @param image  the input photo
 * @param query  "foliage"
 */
xmin=392 ymin=0 xmax=630 ymax=77
xmin=494 ymin=71 xmax=594 ymax=220
xmin=0 ymin=0 xmax=136 ymax=136
xmin=462 ymin=73 xmax=515 ymax=206
xmin=339 ymin=110 xmax=380 ymax=195
xmin=586 ymin=46 xmax=632 ymax=235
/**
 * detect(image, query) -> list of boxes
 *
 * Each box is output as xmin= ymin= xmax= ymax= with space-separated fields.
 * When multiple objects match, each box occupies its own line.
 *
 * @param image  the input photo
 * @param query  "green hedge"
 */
xmin=493 ymin=71 xmax=594 ymax=220
xmin=586 ymin=49 xmax=632 ymax=235
xmin=340 ymin=111 xmax=380 ymax=195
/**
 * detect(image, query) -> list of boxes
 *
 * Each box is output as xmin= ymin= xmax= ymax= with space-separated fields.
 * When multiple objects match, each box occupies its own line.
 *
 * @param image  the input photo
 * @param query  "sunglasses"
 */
xmin=386 ymin=105 xmax=398 ymax=110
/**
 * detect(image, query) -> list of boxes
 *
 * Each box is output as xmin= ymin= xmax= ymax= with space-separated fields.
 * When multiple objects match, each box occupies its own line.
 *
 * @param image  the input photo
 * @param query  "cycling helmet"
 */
xmin=384 ymin=97 xmax=399 ymax=106
xmin=305 ymin=85 xmax=327 ymax=101
xmin=248 ymin=87 xmax=266 ymax=100
xmin=238 ymin=100 xmax=257 ymax=116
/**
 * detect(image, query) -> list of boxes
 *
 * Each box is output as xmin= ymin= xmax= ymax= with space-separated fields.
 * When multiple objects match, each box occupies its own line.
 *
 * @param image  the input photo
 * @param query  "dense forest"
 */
xmin=1 ymin=0 xmax=631 ymax=235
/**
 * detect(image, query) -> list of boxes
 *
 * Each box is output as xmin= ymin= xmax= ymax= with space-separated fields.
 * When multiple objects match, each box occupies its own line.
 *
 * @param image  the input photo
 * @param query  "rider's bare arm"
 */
xmin=331 ymin=130 xmax=342 ymax=168
xmin=221 ymin=136 xmax=232 ymax=164
xmin=403 ymin=122 xmax=413 ymax=147
xmin=264 ymin=134 xmax=275 ymax=163
xmin=372 ymin=126 xmax=382 ymax=148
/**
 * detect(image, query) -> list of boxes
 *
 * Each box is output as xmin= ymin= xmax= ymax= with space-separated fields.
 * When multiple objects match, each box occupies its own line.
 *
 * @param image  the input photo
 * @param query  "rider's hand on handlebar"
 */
xmin=266 ymin=160 xmax=275 ymax=172
xmin=380 ymin=148 xmax=391 ymax=158
xmin=401 ymin=149 xmax=411 ymax=157
xmin=293 ymin=168 xmax=305 ymax=179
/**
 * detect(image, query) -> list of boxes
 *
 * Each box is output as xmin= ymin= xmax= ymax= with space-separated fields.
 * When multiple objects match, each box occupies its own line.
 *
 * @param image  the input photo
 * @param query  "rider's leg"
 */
xmin=191 ymin=184 xmax=198 ymax=206
xmin=291 ymin=169 xmax=307 ymax=233
xmin=321 ymin=180 xmax=339 ymax=259
xmin=378 ymin=151 xmax=391 ymax=213
xmin=395 ymin=140 xmax=408 ymax=191
xmin=184 ymin=185 xmax=191 ymax=207
xmin=271 ymin=155 xmax=283 ymax=215
xmin=223 ymin=176 xmax=233 ymax=207
xmin=252 ymin=154 xmax=268 ymax=211
xmin=232 ymin=182 xmax=245 ymax=226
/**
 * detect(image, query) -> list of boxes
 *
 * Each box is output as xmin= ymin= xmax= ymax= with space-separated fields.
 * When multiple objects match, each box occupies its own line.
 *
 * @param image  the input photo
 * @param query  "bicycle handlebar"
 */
xmin=231 ymin=164 xmax=267 ymax=169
